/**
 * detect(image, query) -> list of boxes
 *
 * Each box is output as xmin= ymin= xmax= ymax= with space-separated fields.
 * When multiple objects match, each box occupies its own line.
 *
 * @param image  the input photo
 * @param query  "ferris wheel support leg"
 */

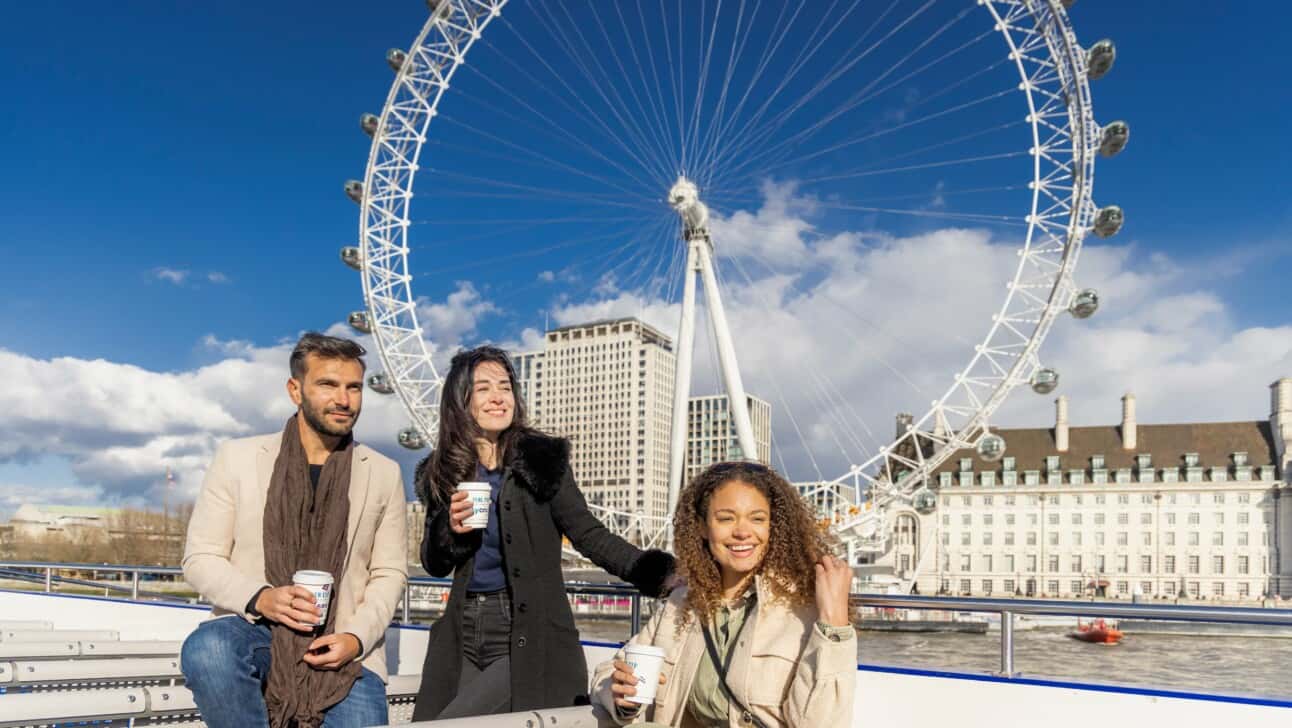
xmin=667 ymin=241 xmax=701 ymax=535
xmin=696 ymin=243 xmax=760 ymax=465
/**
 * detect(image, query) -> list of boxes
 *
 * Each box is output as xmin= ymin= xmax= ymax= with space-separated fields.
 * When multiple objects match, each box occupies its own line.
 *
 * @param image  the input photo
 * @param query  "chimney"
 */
xmin=1273 ymin=378 xmax=1292 ymax=480
xmin=895 ymin=412 xmax=914 ymax=439
xmin=1055 ymin=395 xmax=1070 ymax=452
xmin=1121 ymin=393 xmax=1137 ymax=451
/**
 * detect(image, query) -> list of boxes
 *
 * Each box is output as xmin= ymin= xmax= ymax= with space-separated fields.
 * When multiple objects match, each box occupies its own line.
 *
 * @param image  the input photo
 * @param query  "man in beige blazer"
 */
xmin=180 ymin=333 xmax=407 ymax=728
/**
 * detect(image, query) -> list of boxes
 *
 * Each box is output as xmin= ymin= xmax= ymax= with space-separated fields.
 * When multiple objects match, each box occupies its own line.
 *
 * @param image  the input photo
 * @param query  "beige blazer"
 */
xmin=592 ymin=577 xmax=856 ymax=728
xmin=182 ymin=433 xmax=408 ymax=680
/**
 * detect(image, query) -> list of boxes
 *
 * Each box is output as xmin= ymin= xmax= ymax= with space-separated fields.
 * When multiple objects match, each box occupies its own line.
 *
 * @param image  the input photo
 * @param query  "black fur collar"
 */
xmin=507 ymin=432 xmax=570 ymax=503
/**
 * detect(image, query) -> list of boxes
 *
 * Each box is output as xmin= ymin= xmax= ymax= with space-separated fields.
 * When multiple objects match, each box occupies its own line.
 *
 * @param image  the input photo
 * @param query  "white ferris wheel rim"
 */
xmin=354 ymin=0 xmax=1105 ymax=534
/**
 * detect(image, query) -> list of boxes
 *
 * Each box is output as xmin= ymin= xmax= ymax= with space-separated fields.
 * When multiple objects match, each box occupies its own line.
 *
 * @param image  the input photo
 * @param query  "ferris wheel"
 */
xmin=341 ymin=0 xmax=1129 ymax=571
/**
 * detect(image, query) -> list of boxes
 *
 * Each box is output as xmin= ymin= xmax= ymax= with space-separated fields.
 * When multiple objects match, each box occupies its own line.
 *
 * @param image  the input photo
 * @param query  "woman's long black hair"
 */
xmin=417 ymin=345 xmax=533 ymax=506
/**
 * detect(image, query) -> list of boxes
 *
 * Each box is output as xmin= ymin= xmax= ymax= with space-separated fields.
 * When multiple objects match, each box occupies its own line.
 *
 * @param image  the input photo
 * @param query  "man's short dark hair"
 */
xmin=289 ymin=332 xmax=367 ymax=379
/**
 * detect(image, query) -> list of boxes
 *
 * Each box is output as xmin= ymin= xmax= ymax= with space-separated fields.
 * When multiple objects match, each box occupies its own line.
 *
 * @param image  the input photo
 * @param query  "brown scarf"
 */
xmin=262 ymin=415 xmax=359 ymax=727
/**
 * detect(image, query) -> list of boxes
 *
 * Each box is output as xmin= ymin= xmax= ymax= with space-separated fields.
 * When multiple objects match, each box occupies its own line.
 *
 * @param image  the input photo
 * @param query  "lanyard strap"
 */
xmin=699 ymin=597 xmax=767 ymax=728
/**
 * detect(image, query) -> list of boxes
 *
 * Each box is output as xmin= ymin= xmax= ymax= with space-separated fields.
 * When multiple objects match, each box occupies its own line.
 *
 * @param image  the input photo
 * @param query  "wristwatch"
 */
xmin=815 ymin=621 xmax=854 ymax=642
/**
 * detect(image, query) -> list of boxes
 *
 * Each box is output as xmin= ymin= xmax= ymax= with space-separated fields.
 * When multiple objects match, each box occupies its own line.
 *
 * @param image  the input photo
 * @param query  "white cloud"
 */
xmin=207 ymin=272 xmax=231 ymax=284
xmin=0 ymin=282 xmax=505 ymax=511
xmin=545 ymin=182 xmax=1292 ymax=481
xmin=152 ymin=267 xmax=190 ymax=285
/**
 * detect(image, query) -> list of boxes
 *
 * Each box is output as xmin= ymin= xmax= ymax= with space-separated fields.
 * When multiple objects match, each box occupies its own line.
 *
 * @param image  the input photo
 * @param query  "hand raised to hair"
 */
xmin=814 ymin=554 xmax=853 ymax=628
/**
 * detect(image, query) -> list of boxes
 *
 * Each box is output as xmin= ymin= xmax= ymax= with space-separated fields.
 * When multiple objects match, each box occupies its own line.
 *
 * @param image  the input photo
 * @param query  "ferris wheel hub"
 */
xmin=668 ymin=176 xmax=710 ymax=241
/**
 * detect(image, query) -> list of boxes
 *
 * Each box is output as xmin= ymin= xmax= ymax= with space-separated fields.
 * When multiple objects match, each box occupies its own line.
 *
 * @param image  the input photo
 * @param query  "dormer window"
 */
xmin=1091 ymin=454 xmax=1105 ymax=469
xmin=1003 ymin=456 xmax=1016 ymax=471
xmin=1184 ymin=452 xmax=1200 ymax=468
xmin=1210 ymin=467 xmax=1228 ymax=483
xmin=1046 ymin=455 xmax=1060 ymax=472
xmin=1233 ymin=451 xmax=1248 ymax=467
xmin=1137 ymin=453 xmax=1152 ymax=470
xmin=940 ymin=471 xmax=953 ymax=488
xmin=960 ymin=458 xmax=973 ymax=472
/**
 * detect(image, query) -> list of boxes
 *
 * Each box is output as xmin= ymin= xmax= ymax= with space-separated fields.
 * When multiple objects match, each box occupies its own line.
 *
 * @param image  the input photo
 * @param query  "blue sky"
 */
xmin=1 ymin=1 xmax=1289 ymax=509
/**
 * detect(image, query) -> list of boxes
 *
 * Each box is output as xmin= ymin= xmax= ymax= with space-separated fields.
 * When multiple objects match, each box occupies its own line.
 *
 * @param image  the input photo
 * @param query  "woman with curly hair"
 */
xmin=593 ymin=461 xmax=856 ymax=728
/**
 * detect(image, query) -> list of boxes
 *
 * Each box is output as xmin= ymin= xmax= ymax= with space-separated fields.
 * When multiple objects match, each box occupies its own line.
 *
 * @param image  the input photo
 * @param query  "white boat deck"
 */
xmin=0 ymin=588 xmax=1289 ymax=727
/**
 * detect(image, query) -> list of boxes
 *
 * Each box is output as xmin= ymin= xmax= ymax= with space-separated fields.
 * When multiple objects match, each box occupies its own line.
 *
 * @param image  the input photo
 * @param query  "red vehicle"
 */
xmin=1069 ymin=618 xmax=1123 ymax=644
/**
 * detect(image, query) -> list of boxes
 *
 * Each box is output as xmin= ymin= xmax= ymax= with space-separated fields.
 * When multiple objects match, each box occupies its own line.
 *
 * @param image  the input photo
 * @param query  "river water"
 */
xmin=572 ymin=617 xmax=1292 ymax=701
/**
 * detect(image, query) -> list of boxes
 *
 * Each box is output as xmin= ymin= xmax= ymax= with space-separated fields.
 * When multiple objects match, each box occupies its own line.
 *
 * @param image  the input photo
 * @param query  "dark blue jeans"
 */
xmin=438 ymin=590 xmax=513 ymax=719
xmin=180 ymin=616 xmax=388 ymax=728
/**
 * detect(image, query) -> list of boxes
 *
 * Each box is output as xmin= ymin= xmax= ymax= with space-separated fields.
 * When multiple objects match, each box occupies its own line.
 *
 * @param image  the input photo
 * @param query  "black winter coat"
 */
xmin=410 ymin=433 xmax=675 ymax=720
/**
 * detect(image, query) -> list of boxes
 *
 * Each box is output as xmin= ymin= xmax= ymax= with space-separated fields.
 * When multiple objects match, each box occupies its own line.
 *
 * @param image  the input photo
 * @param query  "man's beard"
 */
xmin=300 ymin=398 xmax=359 ymax=438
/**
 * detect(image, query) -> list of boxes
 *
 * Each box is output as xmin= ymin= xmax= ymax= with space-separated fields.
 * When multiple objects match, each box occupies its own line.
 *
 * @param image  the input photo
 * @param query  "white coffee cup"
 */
xmin=623 ymin=644 xmax=667 ymax=704
xmin=456 ymin=482 xmax=493 ymax=529
xmin=292 ymin=570 xmax=334 ymax=627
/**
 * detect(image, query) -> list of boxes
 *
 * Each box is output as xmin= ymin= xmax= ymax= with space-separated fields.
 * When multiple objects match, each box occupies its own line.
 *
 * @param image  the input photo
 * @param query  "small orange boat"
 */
xmin=1069 ymin=618 xmax=1123 ymax=644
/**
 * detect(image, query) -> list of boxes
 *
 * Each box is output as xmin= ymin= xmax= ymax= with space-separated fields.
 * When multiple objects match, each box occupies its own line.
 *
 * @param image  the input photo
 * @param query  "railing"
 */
xmin=6 ymin=561 xmax=1292 ymax=678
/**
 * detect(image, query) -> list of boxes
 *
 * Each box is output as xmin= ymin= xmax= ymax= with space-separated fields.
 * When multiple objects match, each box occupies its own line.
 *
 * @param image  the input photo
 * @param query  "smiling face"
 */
xmin=288 ymin=354 xmax=364 ymax=438
xmin=469 ymin=360 xmax=515 ymax=438
xmin=705 ymin=479 xmax=772 ymax=592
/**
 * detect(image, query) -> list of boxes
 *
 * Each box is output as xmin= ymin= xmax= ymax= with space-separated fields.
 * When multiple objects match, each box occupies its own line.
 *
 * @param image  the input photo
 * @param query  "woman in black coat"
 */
xmin=411 ymin=346 xmax=676 ymax=721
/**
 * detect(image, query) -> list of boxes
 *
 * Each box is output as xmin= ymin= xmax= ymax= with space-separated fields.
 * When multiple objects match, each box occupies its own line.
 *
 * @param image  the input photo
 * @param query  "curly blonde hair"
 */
xmin=672 ymin=462 xmax=835 ymax=622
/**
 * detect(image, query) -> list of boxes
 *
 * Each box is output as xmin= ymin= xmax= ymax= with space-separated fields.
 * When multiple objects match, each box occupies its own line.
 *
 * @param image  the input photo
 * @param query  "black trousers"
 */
xmin=438 ymin=590 xmax=513 ymax=719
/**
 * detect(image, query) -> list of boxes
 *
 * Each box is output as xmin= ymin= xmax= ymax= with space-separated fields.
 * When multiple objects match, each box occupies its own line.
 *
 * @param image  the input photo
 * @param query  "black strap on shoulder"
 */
xmin=699 ymin=597 xmax=768 ymax=728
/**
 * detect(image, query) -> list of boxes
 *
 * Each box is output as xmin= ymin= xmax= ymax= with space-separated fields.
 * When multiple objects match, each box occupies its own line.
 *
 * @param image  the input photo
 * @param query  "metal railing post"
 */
xmin=44 ymin=567 xmax=52 ymax=592
xmin=131 ymin=571 xmax=140 ymax=601
xmin=401 ymin=588 xmax=411 ymax=624
xmin=999 ymin=610 xmax=1015 ymax=677
xmin=630 ymin=593 xmax=642 ymax=634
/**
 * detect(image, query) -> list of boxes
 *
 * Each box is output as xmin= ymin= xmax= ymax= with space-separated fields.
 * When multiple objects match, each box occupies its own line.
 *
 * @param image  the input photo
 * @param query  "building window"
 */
xmin=1188 ymin=532 xmax=1200 ymax=546
xmin=1117 ymin=581 xmax=1129 ymax=595
xmin=1165 ymin=532 xmax=1175 ymax=546
xmin=940 ymin=472 xmax=953 ymax=488
xmin=1161 ymin=468 xmax=1179 ymax=483
xmin=1188 ymin=512 xmax=1200 ymax=525
xmin=1005 ymin=495 xmax=1016 ymax=506
xmin=1048 ymin=555 xmax=1060 ymax=572
xmin=1047 ymin=580 xmax=1060 ymax=595
xmin=1164 ymin=582 xmax=1177 ymax=596
xmin=1092 ymin=454 xmax=1105 ymax=469
xmin=1027 ymin=532 xmax=1037 ymax=546
xmin=962 ymin=514 xmax=972 ymax=526
xmin=1027 ymin=555 xmax=1037 ymax=572
xmin=984 ymin=513 xmax=994 ymax=525
xmin=1188 ymin=582 xmax=1200 ymax=598
xmin=1071 ymin=556 xmax=1082 ymax=572
xmin=1184 ymin=452 xmax=1199 ymax=467
xmin=1070 ymin=470 xmax=1085 ymax=485
xmin=1238 ymin=512 xmax=1250 ymax=525
xmin=1117 ymin=532 xmax=1128 ymax=546
xmin=1049 ymin=513 xmax=1060 ymax=525
xmin=1003 ymin=579 xmax=1015 ymax=594
xmin=1071 ymin=580 xmax=1083 ymax=594
xmin=1188 ymin=556 xmax=1200 ymax=574
xmin=1117 ymin=555 xmax=1129 ymax=573
xmin=1046 ymin=455 xmax=1060 ymax=472
xmin=961 ymin=555 xmax=972 ymax=571
xmin=1142 ymin=532 xmax=1152 ymax=546
xmin=983 ymin=532 xmax=993 ymax=546
xmin=1048 ymin=532 xmax=1059 ymax=546
xmin=1004 ymin=555 xmax=1015 ymax=572
xmin=961 ymin=533 xmax=971 ymax=546
xmin=1024 ymin=470 xmax=1040 ymax=486
xmin=1212 ymin=582 xmax=1225 ymax=597
xmin=1003 ymin=456 xmax=1016 ymax=471
xmin=1212 ymin=555 xmax=1224 ymax=574
xmin=1095 ymin=532 xmax=1105 ymax=546
xmin=1214 ymin=512 xmax=1225 ymax=525
xmin=1140 ymin=556 xmax=1152 ymax=572
xmin=1137 ymin=454 xmax=1152 ymax=470
xmin=1005 ymin=514 xmax=1016 ymax=526
xmin=1116 ymin=469 xmax=1132 ymax=484
xmin=1213 ymin=492 xmax=1226 ymax=504
xmin=1117 ymin=513 xmax=1129 ymax=525
xmin=982 ymin=580 xmax=993 ymax=594
xmin=1213 ymin=532 xmax=1224 ymax=546
xmin=1117 ymin=494 xmax=1130 ymax=505
xmin=981 ymin=471 xmax=996 ymax=487
xmin=1165 ymin=555 xmax=1176 ymax=573
xmin=1095 ymin=513 xmax=1106 ymax=525
xmin=1166 ymin=513 xmax=1176 ymax=525
xmin=961 ymin=457 xmax=973 ymax=471
xmin=1140 ymin=513 xmax=1152 ymax=525
xmin=1238 ymin=532 xmax=1249 ymax=546
xmin=960 ymin=579 xmax=972 ymax=595
xmin=1005 ymin=532 xmax=1015 ymax=546
xmin=1072 ymin=532 xmax=1082 ymax=546
xmin=1072 ymin=513 xmax=1083 ymax=525
xmin=1003 ymin=471 xmax=1017 ymax=486
xmin=1092 ymin=469 xmax=1108 ymax=484
xmin=1186 ymin=467 xmax=1203 ymax=483
xmin=1238 ymin=556 xmax=1249 ymax=575
xmin=1239 ymin=582 xmax=1250 ymax=598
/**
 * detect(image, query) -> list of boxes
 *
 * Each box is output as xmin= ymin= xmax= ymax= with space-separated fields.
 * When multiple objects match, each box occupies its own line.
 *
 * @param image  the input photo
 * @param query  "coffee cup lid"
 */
xmin=293 ymin=570 xmax=333 ymax=583
xmin=457 ymin=482 xmax=491 ymax=490
xmin=625 ymin=644 xmax=667 ymax=658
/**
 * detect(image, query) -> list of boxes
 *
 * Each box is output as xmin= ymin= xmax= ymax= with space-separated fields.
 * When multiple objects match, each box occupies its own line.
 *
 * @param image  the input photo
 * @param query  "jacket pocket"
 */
xmin=746 ymin=652 xmax=796 ymax=705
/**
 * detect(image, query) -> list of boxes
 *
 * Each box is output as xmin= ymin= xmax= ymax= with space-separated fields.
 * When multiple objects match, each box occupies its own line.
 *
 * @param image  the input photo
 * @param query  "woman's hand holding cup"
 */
xmin=610 ymin=658 xmax=667 ymax=710
xmin=448 ymin=490 xmax=475 ymax=534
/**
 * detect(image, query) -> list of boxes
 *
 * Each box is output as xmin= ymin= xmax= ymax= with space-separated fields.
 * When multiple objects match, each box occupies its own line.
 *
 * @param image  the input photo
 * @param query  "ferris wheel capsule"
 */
xmin=367 ymin=372 xmax=395 ymax=394
xmin=1099 ymin=120 xmax=1130 ymax=157
xmin=344 ymin=180 xmax=364 ymax=204
xmin=1031 ymin=368 xmax=1060 ymax=394
xmin=1087 ymin=39 xmax=1116 ymax=80
xmin=398 ymin=427 xmax=428 ymax=450
xmin=976 ymin=432 xmax=1006 ymax=462
xmin=1069 ymin=288 xmax=1100 ymax=319
xmin=348 ymin=311 xmax=372 ymax=334
xmin=360 ymin=113 xmax=379 ymax=138
xmin=1092 ymin=205 xmax=1124 ymax=238
xmin=911 ymin=487 xmax=937 ymax=515
xmin=340 ymin=246 xmax=362 ymax=271
xmin=386 ymin=48 xmax=408 ymax=73
xmin=427 ymin=0 xmax=453 ymax=22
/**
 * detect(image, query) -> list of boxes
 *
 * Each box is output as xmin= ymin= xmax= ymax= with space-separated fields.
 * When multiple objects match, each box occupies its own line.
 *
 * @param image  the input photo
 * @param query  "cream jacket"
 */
xmin=592 ymin=577 xmax=856 ymax=728
xmin=182 ymin=433 xmax=408 ymax=680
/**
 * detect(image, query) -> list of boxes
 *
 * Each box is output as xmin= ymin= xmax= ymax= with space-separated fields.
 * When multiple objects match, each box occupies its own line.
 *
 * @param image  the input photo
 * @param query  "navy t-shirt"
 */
xmin=466 ymin=464 xmax=506 ymax=593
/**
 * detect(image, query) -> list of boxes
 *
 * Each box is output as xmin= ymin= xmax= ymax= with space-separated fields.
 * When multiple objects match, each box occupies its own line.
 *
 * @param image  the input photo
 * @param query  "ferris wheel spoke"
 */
xmin=538 ymin=2 xmax=679 ymax=183
xmin=689 ymin=0 xmax=760 ymax=182
xmin=715 ymin=2 xmax=975 ymax=182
